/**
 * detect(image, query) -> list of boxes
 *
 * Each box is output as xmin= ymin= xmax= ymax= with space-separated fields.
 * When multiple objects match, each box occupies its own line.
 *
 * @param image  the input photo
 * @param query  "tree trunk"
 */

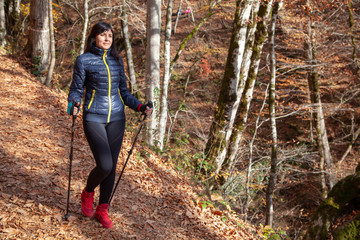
xmin=0 ymin=1 xmax=6 ymax=47
xmin=121 ymin=0 xmax=138 ymax=97
xmin=219 ymin=0 xmax=274 ymax=185
xmin=5 ymin=0 xmax=21 ymax=51
xmin=243 ymin=83 xmax=269 ymax=216
xmin=339 ymin=126 xmax=360 ymax=164
xmin=348 ymin=0 xmax=359 ymax=75
xmin=159 ymin=0 xmax=221 ymax=150
xmin=29 ymin=0 xmax=50 ymax=84
xmin=204 ymin=0 xmax=254 ymax=176
xmin=305 ymin=19 xmax=333 ymax=198
xmin=158 ymin=0 xmax=173 ymax=150
xmin=45 ymin=0 xmax=56 ymax=87
xmin=79 ymin=0 xmax=89 ymax=54
xmin=265 ymin=0 xmax=282 ymax=227
xmin=145 ymin=0 xmax=161 ymax=146
xmin=173 ymin=0 xmax=182 ymax=34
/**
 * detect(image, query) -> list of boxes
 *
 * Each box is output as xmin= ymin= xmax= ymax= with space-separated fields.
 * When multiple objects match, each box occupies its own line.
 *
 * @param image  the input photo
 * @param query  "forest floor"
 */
xmin=0 ymin=49 xmax=261 ymax=239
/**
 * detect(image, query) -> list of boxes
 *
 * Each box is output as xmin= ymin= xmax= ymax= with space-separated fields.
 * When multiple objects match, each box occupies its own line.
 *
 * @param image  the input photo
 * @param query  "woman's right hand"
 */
xmin=67 ymin=102 xmax=80 ymax=115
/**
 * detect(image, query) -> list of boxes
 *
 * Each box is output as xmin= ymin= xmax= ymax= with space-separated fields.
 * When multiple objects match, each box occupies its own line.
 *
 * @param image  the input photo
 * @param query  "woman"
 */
xmin=67 ymin=22 xmax=152 ymax=228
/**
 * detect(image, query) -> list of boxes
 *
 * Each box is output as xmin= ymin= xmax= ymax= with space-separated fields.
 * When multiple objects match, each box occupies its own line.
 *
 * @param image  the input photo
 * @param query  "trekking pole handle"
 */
xmin=69 ymin=101 xmax=80 ymax=117
xmin=141 ymin=101 xmax=153 ymax=117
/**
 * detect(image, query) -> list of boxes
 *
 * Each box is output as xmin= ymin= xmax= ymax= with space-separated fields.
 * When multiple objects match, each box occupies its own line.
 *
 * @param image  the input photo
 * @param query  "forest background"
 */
xmin=0 ymin=0 xmax=359 ymax=239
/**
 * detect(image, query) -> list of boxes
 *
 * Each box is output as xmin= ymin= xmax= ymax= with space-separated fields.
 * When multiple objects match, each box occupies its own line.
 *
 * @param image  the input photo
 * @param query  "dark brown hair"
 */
xmin=85 ymin=22 xmax=120 ymax=61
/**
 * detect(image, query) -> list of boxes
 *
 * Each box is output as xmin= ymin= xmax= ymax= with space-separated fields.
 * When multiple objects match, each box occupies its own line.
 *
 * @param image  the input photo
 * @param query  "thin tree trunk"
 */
xmin=158 ymin=0 xmax=221 ymax=150
xmin=170 ymin=0 xmax=222 ymax=73
xmin=145 ymin=0 xmax=161 ymax=146
xmin=45 ymin=0 xmax=56 ymax=87
xmin=305 ymin=18 xmax=333 ymax=198
xmin=165 ymin=74 xmax=191 ymax=149
xmin=29 ymin=0 xmax=50 ymax=84
xmin=79 ymin=0 xmax=89 ymax=54
xmin=173 ymin=0 xmax=182 ymax=34
xmin=6 ymin=0 xmax=21 ymax=52
xmin=121 ymin=0 xmax=138 ymax=96
xmin=158 ymin=0 xmax=173 ymax=150
xmin=243 ymin=83 xmax=269 ymax=217
xmin=265 ymin=0 xmax=282 ymax=227
xmin=0 ymin=1 xmax=6 ymax=47
xmin=339 ymin=126 xmax=360 ymax=164
xmin=348 ymin=0 xmax=359 ymax=75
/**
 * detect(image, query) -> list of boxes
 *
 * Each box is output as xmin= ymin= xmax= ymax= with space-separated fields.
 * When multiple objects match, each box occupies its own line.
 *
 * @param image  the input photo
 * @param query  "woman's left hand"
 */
xmin=144 ymin=106 xmax=153 ymax=116
xmin=140 ymin=104 xmax=153 ymax=116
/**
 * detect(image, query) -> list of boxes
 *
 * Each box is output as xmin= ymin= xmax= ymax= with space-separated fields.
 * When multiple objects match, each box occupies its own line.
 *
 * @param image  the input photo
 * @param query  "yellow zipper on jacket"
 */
xmin=103 ymin=50 xmax=112 ymax=123
xmin=118 ymin=88 xmax=125 ymax=106
xmin=88 ymin=89 xmax=95 ymax=110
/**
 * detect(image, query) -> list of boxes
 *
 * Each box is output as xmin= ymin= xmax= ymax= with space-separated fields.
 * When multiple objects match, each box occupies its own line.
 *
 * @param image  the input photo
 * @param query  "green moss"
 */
xmin=323 ymin=197 xmax=340 ymax=209
xmin=334 ymin=215 xmax=360 ymax=240
xmin=305 ymin=171 xmax=360 ymax=239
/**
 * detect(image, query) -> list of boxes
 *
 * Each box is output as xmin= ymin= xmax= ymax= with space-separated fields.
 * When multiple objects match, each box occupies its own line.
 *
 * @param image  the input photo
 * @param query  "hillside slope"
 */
xmin=0 ymin=51 xmax=260 ymax=239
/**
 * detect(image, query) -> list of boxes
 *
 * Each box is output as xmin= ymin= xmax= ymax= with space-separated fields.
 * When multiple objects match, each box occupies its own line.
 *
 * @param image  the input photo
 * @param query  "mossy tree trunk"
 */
xmin=204 ymin=0 xmax=254 ymax=177
xmin=305 ymin=165 xmax=360 ymax=240
xmin=217 ymin=0 xmax=274 ymax=187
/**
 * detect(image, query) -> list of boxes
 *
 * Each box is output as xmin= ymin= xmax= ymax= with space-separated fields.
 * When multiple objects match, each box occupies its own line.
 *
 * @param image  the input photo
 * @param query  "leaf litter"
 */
xmin=0 ymin=50 xmax=261 ymax=239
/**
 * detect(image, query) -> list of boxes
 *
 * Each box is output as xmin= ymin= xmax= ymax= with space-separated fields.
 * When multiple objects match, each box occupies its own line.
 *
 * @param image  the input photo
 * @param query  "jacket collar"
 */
xmin=90 ymin=45 xmax=111 ymax=57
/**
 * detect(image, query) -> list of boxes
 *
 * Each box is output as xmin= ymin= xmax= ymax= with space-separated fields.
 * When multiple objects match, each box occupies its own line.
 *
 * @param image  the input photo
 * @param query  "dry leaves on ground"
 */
xmin=0 ymin=51 xmax=261 ymax=240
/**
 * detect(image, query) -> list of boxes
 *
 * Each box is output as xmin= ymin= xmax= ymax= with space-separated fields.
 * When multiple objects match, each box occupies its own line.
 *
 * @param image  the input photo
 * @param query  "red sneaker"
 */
xmin=81 ymin=189 xmax=94 ymax=217
xmin=95 ymin=204 xmax=113 ymax=228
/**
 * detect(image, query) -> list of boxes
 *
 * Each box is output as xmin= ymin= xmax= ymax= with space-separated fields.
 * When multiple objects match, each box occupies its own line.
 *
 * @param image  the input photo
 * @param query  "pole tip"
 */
xmin=64 ymin=214 xmax=70 ymax=221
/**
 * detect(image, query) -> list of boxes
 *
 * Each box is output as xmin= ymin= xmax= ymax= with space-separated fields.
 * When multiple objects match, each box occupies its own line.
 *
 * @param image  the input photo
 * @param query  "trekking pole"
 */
xmin=109 ymin=101 xmax=153 ymax=207
xmin=64 ymin=103 xmax=79 ymax=220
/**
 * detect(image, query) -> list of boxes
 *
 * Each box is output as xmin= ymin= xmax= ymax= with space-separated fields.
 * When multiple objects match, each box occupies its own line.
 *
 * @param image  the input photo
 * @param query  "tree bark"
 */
xmin=173 ymin=0 xmax=182 ymax=34
xmin=348 ymin=0 xmax=359 ymax=75
xmin=158 ymin=0 xmax=173 ymax=150
xmin=159 ymin=0 xmax=221 ymax=150
xmin=339 ymin=125 xmax=360 ymax=164
xmin=0 ymin=0 xmax=6 ymax=47
xmin=219 ymin=0 xmax=274 ymax=185
xmin=145 ymin=0 xmax=161 ymax=146
xmin=265 ymin=0 xmax=282 ymax=227
xmin=305 ymin=18 xmax=334 ymax=198
xmin=204 ymin=0 xmax=254 ymax=176
xmin=79 ymin=0 xmax=89 ymax=54
xmin=29 ymin=0 xmax=50 ymax=84
xmin=45 ymin=0 xmax=56 ymax=87
xmin=5 ymin=0 xmax=21 ymax=51
xmin=121 ymin=0 xmax=138 ymax=96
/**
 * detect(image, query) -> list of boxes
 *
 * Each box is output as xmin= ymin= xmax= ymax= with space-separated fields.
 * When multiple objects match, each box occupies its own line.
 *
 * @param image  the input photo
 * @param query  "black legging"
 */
xmin=83 ymin=119 xmax=125 ymax=204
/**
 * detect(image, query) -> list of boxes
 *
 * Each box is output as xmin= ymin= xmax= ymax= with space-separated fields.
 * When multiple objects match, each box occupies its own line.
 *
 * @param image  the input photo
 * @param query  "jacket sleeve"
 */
xmin=68 ymin=56 xmax=86 ymax=104
xmin=118 ymin=57 xmax=142 ymax=111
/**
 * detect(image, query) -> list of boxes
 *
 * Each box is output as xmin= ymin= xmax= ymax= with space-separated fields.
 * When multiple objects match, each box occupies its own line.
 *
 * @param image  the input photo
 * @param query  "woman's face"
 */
xmin=95 ymin=30 xmax=113 ymax=50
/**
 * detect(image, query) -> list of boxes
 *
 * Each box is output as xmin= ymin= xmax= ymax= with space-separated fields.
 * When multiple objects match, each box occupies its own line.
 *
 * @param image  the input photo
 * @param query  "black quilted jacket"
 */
xmin=68 ymin=45 xmax=141 ymax=123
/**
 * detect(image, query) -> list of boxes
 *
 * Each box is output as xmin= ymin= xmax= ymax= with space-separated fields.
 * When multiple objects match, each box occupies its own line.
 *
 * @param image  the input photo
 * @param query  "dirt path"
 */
xmin=0 ymin=51 xmax=260 ymax=239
